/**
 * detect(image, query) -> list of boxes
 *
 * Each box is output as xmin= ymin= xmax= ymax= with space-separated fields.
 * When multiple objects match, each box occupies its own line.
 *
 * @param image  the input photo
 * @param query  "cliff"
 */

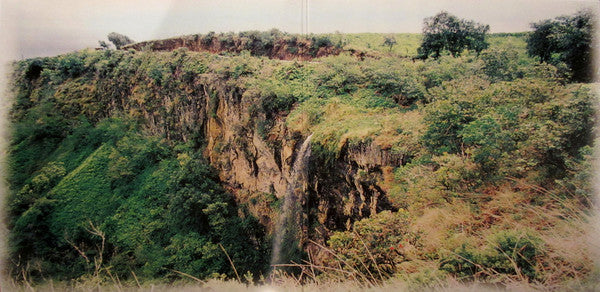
xmin=10 ymin=48 xmax=402 ymax=255
xmin=107 ymin=53 xmax=403 ymax=248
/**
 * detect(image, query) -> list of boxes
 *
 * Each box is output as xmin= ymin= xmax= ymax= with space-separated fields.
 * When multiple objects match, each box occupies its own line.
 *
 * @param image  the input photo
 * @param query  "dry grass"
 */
xmin=2 ymin=277 xmax=560 ymax=292
xmin=411 ymin=202 xmax=475 ymax=254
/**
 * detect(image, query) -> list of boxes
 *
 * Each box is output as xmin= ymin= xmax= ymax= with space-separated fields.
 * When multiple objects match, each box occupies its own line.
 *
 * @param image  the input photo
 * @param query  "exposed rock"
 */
xmin=100 ymin=61 xmax=400 ymax=261
xmin=122 ymin=33 xmax=373 ymax=61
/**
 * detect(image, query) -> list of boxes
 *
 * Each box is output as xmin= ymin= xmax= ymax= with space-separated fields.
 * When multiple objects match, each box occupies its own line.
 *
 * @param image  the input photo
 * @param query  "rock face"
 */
xmin=106 ymin=64 xmax=401 ymax=260
xmin=196 ymin=85 xmax=405 ymax=257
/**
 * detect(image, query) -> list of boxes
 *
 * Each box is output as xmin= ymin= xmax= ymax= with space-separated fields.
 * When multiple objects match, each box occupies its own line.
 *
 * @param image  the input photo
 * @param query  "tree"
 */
xmin=383 ymin=35 xmax=397 ymax=52
xmin=98 ymin=40 xmax=110 ymax=50
xmin=107 ymin=32 xmax=134 ymax=49
xmin=526 ymin=10 xmax=595 ymax=82
xmin=417 ymin=11 xmax=489 ymax=59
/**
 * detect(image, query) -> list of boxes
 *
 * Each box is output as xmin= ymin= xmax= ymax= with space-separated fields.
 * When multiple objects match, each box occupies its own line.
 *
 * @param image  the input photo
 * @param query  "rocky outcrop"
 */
xmin=122 ymin=33 xmax=370 ymax=61
xmin=202 ymin=90 xmax=404 ymax=238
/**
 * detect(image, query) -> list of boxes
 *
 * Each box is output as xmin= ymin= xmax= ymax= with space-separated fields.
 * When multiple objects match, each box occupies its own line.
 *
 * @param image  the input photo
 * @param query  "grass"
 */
xmin=322 ymin=32 xmax=527 ymax=57
xmin=6 ymin=273 xmax=597 ymax=291
xmin=286 ymin=96 xmax=424 ymax=157
xmin=324 ymin=33 xmax=423 ymax=57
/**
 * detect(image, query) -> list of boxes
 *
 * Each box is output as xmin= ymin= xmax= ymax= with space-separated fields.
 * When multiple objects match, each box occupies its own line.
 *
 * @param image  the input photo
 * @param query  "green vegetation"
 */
xmin=7 ymin=51 xmax=270 ymax=282
xmin=417 ymin=11 xmax=489 ymax=59
xmin=324 ymin=32 xmax=422 ymax=57
xmin=8 ymin=116 xmax=268 ymax=281
xmin=382 ymin=35 xmax=397 ymax=52
xmin=6 ymin=19 xmax=597 ymax=290
xmin=526 ymin=10 xmax=596 ymax=82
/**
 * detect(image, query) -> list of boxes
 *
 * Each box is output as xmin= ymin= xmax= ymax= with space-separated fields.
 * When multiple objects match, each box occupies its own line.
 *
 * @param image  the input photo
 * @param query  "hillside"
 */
xmin=5 ymin=32 xmax=598 ymax=289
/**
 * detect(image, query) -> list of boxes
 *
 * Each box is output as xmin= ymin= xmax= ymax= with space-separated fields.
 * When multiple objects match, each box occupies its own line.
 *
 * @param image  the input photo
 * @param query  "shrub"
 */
xmin=440 ymin=230 xmax=543 ymax=281
xmin=107 ymin=32 xmax=134 ymax=50
xmin=365 ymin=58 xmax=426 ymax=105
xmin=422 ymin=99 xmax=474 ymax=154
xmin=459 ymin=114 xmax=511 ymax=174
xmin=484 ymin=230 xmax=543 ymax=279
xmin=58 ymin=54 xmax=85 ymax=79
xmin=432 ymin=153 xmax=479 ymax=193
xmin=439 ymin=244 xmax=481 ymax=279
xmin=312 ymin=35 xmax=333 ymax=50
xmin=24 ymin=59 xmax=44 ymax=80
xmin=328 ymin=210 xmax=420 ymax=278
xmin=314 ymin=55 xmax=366 ymax=96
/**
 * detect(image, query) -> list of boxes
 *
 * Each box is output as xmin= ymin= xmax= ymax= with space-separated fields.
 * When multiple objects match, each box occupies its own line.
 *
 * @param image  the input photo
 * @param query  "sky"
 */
xmin=0 ymin=0 xmax=598 ymax=59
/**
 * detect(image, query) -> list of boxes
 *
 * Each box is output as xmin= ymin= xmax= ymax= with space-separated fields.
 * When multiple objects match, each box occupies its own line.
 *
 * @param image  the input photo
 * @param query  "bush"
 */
xmin=328 ymin=210 xmax=420 ymax=278
xmin=312 ymin=35 xmax=333 ymax=50
xmin=439 ymin=244 xmax=480 ymax=279
xmin=432 ymin=153 xmax=479 ymax=193
xmin=484 ymin=230 xmax=543 ymax=279
xmin=24 ymin=59 xmax=44 ymax=80
xmin=365 ymin=58 xmax=426 ymax=105
xmin=314 ymin=55 xmax=366 ymax=96
xmin=422 ymin=99 xmax=474 ymax=154
xmin=107 ymin=32 xmax=134 ymax=50
xmin=58 ymin=55 xmax=85 ymax=79
xmin=459 ymin=114 xmax=510 ymax=173
xmin=441 ymin=230 xmax=543 ymax=281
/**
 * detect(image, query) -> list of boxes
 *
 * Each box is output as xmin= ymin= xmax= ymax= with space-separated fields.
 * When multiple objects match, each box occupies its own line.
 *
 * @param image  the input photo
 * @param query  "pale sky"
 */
xmin=1 ymin=0 xmax=598 ymax=59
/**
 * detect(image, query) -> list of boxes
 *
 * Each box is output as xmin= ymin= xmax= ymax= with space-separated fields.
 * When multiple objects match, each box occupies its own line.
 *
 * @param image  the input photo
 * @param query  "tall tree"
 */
xmin=417 ymin=11 xmax=489 ymax=59
xmin=107 ymin=32 xmax=134 ymax=50
xmin=526 ymin=10 xmax=595 ymax=82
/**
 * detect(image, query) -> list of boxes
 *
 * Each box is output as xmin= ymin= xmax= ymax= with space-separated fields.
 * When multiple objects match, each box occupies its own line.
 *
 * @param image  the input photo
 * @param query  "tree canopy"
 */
xmin=107 ymin=32 xmax=134 ymax=49
xmin=526 ymin=10 xmax=595 ymax=82
xmin=417 ymin=11 xmax=489 ymax=59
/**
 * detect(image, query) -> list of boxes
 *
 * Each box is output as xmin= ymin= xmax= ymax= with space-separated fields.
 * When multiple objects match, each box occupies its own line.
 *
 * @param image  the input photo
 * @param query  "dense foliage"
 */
xmin=526 ymin=10 xmax=596 ymax=82
xmin=7 ymin=50 xmax=270 ymax=282
xmin=6 ymin=28 xmax=597 ymax=288
xmin=417 ymin=11 xmax=489 ymax=59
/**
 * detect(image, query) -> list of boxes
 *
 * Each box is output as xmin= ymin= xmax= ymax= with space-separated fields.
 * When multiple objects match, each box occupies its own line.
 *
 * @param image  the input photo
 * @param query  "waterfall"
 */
xmin=270 ymin=134 xmax=313 ymax=270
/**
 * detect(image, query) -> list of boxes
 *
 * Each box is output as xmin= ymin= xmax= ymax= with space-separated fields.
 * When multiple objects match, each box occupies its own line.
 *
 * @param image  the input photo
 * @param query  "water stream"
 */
xmin=270 ymin=134 xmax=313 ymax=270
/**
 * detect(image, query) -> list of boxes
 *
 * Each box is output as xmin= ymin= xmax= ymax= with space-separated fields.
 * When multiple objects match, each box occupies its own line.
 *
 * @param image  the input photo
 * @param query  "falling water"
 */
xmin=270 ymin=134 xmax=313 ymax=270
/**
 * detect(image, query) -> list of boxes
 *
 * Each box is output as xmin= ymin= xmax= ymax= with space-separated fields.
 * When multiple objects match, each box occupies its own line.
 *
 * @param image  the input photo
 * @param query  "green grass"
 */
xmin=321 ymin=32 xmax=528 ymax=57
xmin=487 ymin=33 xmax=528 ymax=50
xmin=48 ymin=144 xmax=117 ymax=237
xmin=324 ymin=33 xmax=423 ymax=57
